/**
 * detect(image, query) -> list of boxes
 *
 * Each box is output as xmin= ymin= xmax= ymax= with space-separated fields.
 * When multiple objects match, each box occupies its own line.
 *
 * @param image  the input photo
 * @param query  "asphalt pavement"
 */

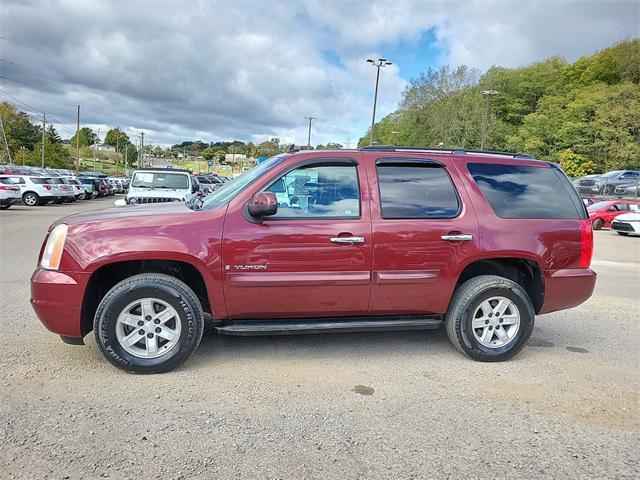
xmin=1 ymin=197 xmax=638 ymax=479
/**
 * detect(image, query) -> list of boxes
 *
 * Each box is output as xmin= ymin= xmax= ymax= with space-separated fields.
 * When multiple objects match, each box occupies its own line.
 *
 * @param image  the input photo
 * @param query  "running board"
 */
xmin=214 ymin=316 xmax=442 ymax=336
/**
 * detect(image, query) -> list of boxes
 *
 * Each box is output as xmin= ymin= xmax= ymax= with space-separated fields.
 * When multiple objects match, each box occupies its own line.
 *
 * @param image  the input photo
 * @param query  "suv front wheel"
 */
xmin=445 ymin=275 xmax=535 ymax=362
xmin=94 ymin=273 xmax=205 ymax=373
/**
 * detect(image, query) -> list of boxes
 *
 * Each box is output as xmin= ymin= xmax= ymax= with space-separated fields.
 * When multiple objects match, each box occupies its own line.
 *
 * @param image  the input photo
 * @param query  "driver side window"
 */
xmin=266 ymin=163 xmax=360 ymax=218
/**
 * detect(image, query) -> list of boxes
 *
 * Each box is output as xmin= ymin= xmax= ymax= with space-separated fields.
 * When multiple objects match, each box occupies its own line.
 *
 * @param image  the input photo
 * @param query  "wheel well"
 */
xmin=456 ymin=258 xmax=544 ymax=313
xmin=81 ymin=260 xmax=210 ymax=336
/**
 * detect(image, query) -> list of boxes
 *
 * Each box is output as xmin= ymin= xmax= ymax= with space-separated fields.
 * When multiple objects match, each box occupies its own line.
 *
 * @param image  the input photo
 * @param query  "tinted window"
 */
xmin=377 ymin=164 xmax=459 ymax=219
xmin=468 ymin=163 xmax=580 ymax=219
xmin=267 ymin=164 xmax=360 ymax=218
xmin=30 ymin=177 xmax=51 ymax=184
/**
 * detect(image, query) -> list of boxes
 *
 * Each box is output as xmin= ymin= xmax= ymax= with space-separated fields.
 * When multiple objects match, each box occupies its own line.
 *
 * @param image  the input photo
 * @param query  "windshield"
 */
xmin=200 ymin=155 xmax=286 ymax=210
xmin=131 ymin=171 xmax=189 ymax=189
xmin=588 ymin=201 xmax=613 ymax=210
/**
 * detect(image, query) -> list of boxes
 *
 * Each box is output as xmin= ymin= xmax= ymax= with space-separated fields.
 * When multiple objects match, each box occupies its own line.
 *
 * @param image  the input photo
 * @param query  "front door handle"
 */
xmin=330 ymin=236 xmax=365 ymax=244
xmin=441 ymin=234 xmax=473 ymax=241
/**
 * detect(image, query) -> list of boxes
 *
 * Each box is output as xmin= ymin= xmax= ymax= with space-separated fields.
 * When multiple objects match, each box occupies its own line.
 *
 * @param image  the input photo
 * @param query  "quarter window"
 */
xmin=468 ymin=163 xmax=581 ymax=219
xmin=377 ymin=163 xmax=460 ymax=219
xmin=266 ymin=163 xmax=360 ymax=218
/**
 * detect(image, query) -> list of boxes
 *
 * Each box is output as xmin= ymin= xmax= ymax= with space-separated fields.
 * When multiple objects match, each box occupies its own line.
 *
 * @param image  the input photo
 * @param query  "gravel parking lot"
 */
xmin=1 ymin=197 xmax=638 ymax=480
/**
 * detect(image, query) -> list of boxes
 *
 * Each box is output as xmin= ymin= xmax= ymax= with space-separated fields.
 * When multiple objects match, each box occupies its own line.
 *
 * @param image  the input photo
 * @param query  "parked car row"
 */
xmin=586 ymin=199 xmax=640 ymax=232
xmin=574 ymin=170 xmax=640 ymax=196
xmin=0 ymin=164 xmax=130 ymax=209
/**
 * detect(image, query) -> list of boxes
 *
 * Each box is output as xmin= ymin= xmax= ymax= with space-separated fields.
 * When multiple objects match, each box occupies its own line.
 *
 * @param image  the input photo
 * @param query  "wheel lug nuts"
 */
xmin=145 ymin=316 xmax=152 ymax=321
xmin=489 ymin=326 xmax=493 ymax=330
xmin=137 ymin=321 xmax=144 ymax=326
xmin=147 ymin=333 xmax=154 ymax=338
xmin=155 ymin=327 xmax=161 ymax=333
xmin=139 ymin=329 xmax=145 ymax=335
xmin=488 ymin=313 xmax=493 ymax=317
xmin=484 ymin=320 xmax=489 ymax=324
xmin=499 ymin=319 xmax=503 ymax=323
xmin=154 ymin=319 xmax=160 ymax=324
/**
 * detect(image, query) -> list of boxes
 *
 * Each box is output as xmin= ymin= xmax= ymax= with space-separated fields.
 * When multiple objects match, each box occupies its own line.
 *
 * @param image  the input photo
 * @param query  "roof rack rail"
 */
xmin=358 ymin=145 xmax=535 ymax=159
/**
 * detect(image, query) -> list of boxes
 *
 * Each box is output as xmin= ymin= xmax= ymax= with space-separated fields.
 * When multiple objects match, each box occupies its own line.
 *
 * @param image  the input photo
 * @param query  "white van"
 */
xmin=123 ymin=168 xmax=197 ymax=205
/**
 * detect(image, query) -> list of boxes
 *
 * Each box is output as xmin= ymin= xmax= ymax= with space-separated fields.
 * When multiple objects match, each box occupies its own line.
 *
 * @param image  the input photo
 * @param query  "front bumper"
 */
xmin=611 ymin=220 xmax=640 ymax=234
xmin=30 ymin=268 xmax=89 ymax=337
xmin=539 ymin=268 xmax=597 ymax=314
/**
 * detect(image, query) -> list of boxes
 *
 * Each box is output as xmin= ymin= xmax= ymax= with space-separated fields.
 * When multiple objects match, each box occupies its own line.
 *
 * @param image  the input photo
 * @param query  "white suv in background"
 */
xmin=120 ymin=168 xmax=197 ymax=205
xmin=0 ymin=177 xmax=22 ymax=209
xmin=0 ymin=175 xmax=59 ymax=206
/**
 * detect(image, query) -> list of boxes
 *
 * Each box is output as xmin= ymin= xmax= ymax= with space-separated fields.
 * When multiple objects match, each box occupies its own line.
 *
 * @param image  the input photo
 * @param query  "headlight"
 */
xmin=41 ymin=224 xmax=68 ymax=270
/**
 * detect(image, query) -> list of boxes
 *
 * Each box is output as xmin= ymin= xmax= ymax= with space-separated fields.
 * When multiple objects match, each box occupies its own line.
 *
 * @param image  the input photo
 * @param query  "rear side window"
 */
xmin=377 ymin=163 xmax=459 ymax=219
xmin=468 ymin=163 xmax=580 ymax=219
xmin=30 ymin=177 xmax=50 ymax=184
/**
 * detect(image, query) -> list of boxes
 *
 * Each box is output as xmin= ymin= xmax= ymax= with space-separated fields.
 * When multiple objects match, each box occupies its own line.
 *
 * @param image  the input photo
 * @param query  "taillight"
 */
xmin=43 ymin=184 xmax=52 ymax=191
xmin=579 ymin=220 xmax=593 ymax=268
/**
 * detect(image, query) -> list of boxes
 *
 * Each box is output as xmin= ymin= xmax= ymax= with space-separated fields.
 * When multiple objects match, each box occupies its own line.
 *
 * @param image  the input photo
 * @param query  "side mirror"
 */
xmin=248 ymin=192 xmax=277 ymax=218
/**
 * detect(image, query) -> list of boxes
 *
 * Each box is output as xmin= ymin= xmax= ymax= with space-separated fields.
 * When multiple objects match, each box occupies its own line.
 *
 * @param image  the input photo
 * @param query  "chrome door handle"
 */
xmin=441 ymin=234 xmax=473 ymax=241
xmin=330 ymin=236 xmax=365 ymax=244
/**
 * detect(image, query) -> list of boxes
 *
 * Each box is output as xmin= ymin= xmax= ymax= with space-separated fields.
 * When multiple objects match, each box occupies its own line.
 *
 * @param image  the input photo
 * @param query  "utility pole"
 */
xmin=391 ymin=130 xmax=400 ymax=146
xmin=75 ymin=105 xmax=80 ymax=173
xmin=0 ymin=116 xmax=12 ymax=163
xmin=140 ymin=131 xmax=145 ymax=168
xmin=93 ymin=128 xmax=100 ymax=171
xmin=41 ymin=113 xmax=46 ymax=167
xmin=366 ymin=58 xmax=393 ymax=145
xmin=124 ymin=142 xmax=128 ymax=177
xmin=116 ymin=134 xmax=120 ymax=176
xmin=480 ymin=90 xmax=499 ymax=150
xmin=304 ymin=115 xmax=317 ymax=149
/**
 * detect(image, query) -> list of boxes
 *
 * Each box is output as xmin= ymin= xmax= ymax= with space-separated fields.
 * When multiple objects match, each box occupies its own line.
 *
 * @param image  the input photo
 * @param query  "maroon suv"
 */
xmin=31 ymin=147 xmax=596 ymax=373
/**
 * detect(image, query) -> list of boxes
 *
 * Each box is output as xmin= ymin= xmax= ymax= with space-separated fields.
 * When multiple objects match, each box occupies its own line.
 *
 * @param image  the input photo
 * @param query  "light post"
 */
xmin=366 ymin=58 xmax=392 ymax=145
xmin=480 ymin=89 xmax=499 ymax=149
xmin=304 ymin=115 xmax=317 ymax=149
xmin=391 ymin=130 xmax=400 ymax=145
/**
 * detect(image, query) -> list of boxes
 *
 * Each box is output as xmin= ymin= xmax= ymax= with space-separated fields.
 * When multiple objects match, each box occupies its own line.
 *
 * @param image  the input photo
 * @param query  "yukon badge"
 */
xmin=225 ymin=264 xmax=267 ymax=271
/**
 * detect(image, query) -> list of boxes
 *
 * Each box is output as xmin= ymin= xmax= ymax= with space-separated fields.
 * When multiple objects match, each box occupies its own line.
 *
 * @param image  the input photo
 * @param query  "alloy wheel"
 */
xmin=471 ymin=296 xmax=520 ymax=348
xmin=115 ymin=297 xmax=182 ymax=359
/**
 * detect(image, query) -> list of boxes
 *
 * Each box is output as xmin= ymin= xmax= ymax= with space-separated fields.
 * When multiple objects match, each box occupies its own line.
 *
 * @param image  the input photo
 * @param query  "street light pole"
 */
xmin=367 ymin=58 xmax=393 ymax=145
xmin=304 ymin=115 xmax=316 ymax=149
xmin=480 ymin=89 xmax=499 ymax=150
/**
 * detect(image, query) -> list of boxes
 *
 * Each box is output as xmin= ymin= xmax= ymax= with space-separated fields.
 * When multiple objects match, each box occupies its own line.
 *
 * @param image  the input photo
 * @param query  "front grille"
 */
xmin=579 ymin=179 xmax=596 ymax=186
xmin=611 ymin=221 xmax=634 ymax=232
xmin=129 ymin=197 xmax=180 ymax=204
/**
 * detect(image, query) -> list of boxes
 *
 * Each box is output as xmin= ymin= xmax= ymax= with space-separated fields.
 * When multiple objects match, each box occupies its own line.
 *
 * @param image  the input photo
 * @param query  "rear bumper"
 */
xmin=0 ymin=197 xmax=20 ymax=205
xmin=30 ymin=268 xmax=88 ymax=337
xmin=539 ymin=268 xmax=597 ymax=314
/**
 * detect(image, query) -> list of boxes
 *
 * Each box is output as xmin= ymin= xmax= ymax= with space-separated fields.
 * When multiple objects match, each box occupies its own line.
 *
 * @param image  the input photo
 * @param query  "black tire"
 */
xmin=0 ymin=204 xmax=11 ymax=210
xmin=445 ymin=275 xmax=535 ymax=362
xmin=592 ymin=218 xmax=604 ymax=230
xmin=22 ymin=192 xmax=40 ymax=206
xmin=94 ymin=273 xmax=205 ymax=373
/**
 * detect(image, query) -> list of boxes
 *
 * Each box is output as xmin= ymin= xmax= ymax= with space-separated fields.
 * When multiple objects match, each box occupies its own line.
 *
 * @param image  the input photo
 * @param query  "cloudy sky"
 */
xmin=1 ymin=0 xmax=638 ymax=147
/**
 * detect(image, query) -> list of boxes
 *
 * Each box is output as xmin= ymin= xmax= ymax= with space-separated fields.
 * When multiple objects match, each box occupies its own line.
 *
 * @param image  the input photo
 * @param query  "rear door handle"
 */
xmin=441 ymin=234 xmax=473 ymax=241
xmin=330 ymin=236 xmax=365 ymax=244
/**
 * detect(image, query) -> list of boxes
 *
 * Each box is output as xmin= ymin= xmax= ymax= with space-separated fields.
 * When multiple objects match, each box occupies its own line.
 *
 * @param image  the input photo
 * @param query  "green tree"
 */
xmin=46 ymin=125 xmax=62 ymax=144
xmin=104 ymin=128 xmax=130 ymax=150
xmin=70 ymin=127 xmax=98 ymax=147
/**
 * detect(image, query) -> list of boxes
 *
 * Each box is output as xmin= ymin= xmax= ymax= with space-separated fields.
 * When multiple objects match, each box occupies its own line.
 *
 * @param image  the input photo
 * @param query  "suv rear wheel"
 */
xmin=94 ymin=273 xmax=205 ymax=373
xmin=23 ymin=192 xmax=40 ymax=206
xmin=445 ymin=275 xmax=534 ymax=362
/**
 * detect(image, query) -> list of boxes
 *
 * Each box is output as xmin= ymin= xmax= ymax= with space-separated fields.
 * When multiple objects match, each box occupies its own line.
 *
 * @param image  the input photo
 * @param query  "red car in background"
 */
xmin=587 ymin=200 xmax=640 ymax=229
